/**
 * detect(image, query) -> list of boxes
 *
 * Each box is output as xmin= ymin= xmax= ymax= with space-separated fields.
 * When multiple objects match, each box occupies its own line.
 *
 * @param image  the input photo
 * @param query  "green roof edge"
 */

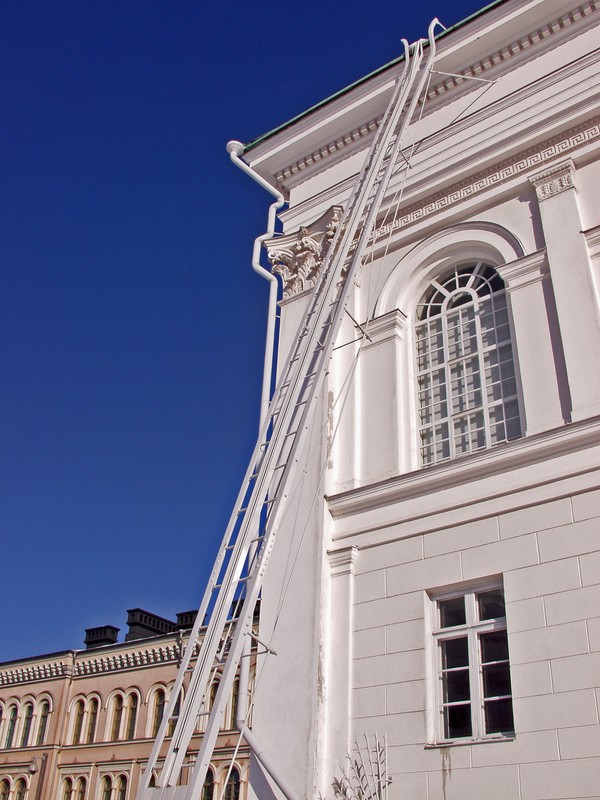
xmin=242 ymin=0 xmax=507 ymax=154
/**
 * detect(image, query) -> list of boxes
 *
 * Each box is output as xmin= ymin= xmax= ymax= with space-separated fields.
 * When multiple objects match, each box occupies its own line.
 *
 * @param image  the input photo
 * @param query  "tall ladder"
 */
xmin=138 ymin=20 xmax=441 ymax=800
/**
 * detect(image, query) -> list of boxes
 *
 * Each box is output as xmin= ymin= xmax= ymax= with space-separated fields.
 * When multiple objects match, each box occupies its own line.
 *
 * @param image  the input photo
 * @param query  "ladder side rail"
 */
xmin=184 ymin=37 xmax=441 ymax=791
xmin=138 ymin=29 xmax=441 ymax=798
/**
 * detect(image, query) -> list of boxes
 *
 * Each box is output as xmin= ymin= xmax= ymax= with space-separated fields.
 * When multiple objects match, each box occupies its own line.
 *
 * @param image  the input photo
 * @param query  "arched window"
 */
xmin=110 ymin=695 xmax=123 ymax=740
xmin=151 ymin=690 xmax=165 ymax=737
xmin=230 ymin=680 xmax=239 ymax=729
xmin=36 ymin=701 xmax=50 ymax=745
xmin=415 ymin=262 xmax=521 ymax=466
xmin=21 ymin=703 xmax=34 ymax=747
xmin=72 ymin=700 xmax=85 ymax=745
xmin=125 ymin=696 xmax=138 ymax=741
xmin=201 ymin=769 xmax=214 ymax=800
xmin=208 ymin=682 xmax=218 ymax=712
xmin=5 ymin=706 xmax=17 ymax=748
xmin=75 ymin=777 xmax=87 ymax=800
xmin=14 ymin=779 xmax=27 ymax=800
xmin=167 ymin=693 xmax=181 ymax=737
xmin=62 ymin=777 xmax=73 ymax=800
xmin=0 ymin=780 xmax=9 ymax=800
xmin=86 ymin=699 xmax=98 ymax=744
xmin=101 ymin=777 xmax=112 ymax=800
xmin=223 ymin=768 xmax=240 ymax=800
xmin=116 ymin=775 xmax=127 ymax=800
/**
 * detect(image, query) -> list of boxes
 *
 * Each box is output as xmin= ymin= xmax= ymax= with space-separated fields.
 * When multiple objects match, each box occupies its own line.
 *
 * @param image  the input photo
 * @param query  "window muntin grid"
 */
xmin=415 ymin=262 xmax=521 ymax=466
xmin=432 ymin=584 xmax=514 ymax=743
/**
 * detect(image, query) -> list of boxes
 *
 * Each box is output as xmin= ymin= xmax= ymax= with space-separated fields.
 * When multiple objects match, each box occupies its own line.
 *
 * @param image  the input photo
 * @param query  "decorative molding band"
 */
xmin=529 ymin=159 xmax=576 ymax=200
xmin=266 ymin=206 xmax=343 ymax=299
xmin=73 ymin=644 xmax=180 ymax=676
xmin=329 ymin=546 xmax=359 ymax=577
xmin=273 ymin=1 xmax=599 ymax=185
xmin=374 ymin=116 xmax=600 ymax=241
xmin=0 ymin=641 xmax=188 ymax=687
xmin=0 ymin=661 xmax=71 ymax=686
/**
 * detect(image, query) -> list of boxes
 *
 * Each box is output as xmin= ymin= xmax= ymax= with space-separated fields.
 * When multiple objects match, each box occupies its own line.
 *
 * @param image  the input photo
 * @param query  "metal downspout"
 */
xmin=226 ymin=141 xmax=297 ymax=800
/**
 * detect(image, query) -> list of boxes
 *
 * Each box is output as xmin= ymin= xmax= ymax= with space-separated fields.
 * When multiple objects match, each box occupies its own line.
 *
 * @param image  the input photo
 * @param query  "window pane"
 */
xmin=480 ymin=630 xmax=509 ymax=663
xmin=482 ymin=663 xmax=512 ymax=698
xmin=444 ymin=669 xmax=470 ymax=703
xmin=441 ymin=637 xmax=468 ymax=669
xmin=477 ymin=589 xmax=505 ymax=620
xmin=439 ymin=597 xmax=466 ymax=627
xmin=444 ymin=703 xmax=472 ymax=739
xmin=484 ymin=697 xmax=514 ymax=734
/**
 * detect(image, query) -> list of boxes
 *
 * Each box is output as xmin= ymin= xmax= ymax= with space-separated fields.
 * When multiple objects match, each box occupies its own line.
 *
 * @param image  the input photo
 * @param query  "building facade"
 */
xmin=237 ymin=1 xmax=600 ymax=798
xmin=0 ymin=610 xmax=250 ymax=800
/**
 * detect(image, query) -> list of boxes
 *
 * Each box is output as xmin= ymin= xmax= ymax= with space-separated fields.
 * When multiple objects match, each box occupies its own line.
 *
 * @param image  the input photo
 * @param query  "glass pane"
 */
xmin=441 ymin=637 xmax=469 ymax=669
xmin=444 ymin=703 xmax=472 ymax=738
xmin=482 ymin=663 xmax=512 ymax=698
xmin=480 ymin=630 xmax=509 ymax=663
xmin=439 ymin=597 xmax=465 ymax=627
xmin=484 ymin=697 xmax=514 ymax=734
xmin=477 ymin=589 xmax=505 ymax=620
xmin=444 ymin=669 xmax=471 ymax=703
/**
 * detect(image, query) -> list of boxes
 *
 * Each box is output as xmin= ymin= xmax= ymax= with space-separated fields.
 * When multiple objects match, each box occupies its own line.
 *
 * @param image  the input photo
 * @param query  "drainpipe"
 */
xmin=226 ymin=141 xmax=296 ymax=800
xmin=226 ymin=140 xmax=285 ymax=425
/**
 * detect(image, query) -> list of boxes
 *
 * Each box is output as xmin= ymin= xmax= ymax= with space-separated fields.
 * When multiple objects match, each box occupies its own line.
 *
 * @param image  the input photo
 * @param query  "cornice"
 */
xmin=0 ymin=660 xmax=72 ymax=687
xmin=273 ymin=1 xmax=599 ymax=187
xmin=0 ymin=640 xmax=187 ymax=688
xmin=328 ymin=546 xmax=359 ymax=577
xmin=327 ymin=415 xmax=600 ymax=523
xmin=496 ymin=249 xmax=549 ymax=290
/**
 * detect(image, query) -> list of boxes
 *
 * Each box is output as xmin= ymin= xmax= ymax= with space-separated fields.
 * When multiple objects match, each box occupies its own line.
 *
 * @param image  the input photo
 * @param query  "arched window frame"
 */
xmin=5 ymin=705 xmax=18 ymax=749
xmin=108 ymin=694 xmax=124 ymax=741
xmin=20 ymin=703 xmax=34 ymax=748
xmin=124 ymin=692 xmax=139 ymax=741
xmin=368 ymin=223 xmax=526 ymax=477
xmin=414 ymin=261 xmax=521 ymax=465
xmin=35 ymin=696 xmax=52 ymax=746
xmin=62 ymin=777 xmax=73 ymax=800
xmin=116 ymin=774 xmax=127 ymax=800
xmin=229 ymin=680 xmax=239 ymax=730
xmin=0 ymin=779 xmax=9 ymax=800
xmin=71 ymin=699 xmax=85 ymax=745
xmin=14 ymin=778 xmax=28 ymax=800
xmin=86 ymin=697 xmax=99 ymax=744
xmin=100 ymin=776 xmax=112 ymax=800
xmin=223 ymin=767 xmax=240 ymax=800
xmin=75 ymin=777 xmax=87 ymax=800
xmin=148 ymin=687 xmax=166 ymax=738
xmin=201 ymin=768 xmax=214 ymax=800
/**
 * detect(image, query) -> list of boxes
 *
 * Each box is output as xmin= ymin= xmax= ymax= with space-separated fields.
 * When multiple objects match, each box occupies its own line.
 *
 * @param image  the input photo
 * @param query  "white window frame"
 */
xmin=414 ymin=262 xmax=521 ymax=467
xmin=429 ymin=580 xmax=514 ymax=745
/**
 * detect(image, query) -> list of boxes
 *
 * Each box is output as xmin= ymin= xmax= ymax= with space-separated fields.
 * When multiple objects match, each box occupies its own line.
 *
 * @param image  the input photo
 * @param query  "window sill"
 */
xmin=425 ymin=735 xmax=515 ymax=749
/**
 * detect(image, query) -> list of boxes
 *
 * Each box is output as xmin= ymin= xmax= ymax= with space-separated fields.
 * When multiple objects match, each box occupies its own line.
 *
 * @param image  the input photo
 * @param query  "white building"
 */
xmin=235 ymin=0 xmax=600 ymax=797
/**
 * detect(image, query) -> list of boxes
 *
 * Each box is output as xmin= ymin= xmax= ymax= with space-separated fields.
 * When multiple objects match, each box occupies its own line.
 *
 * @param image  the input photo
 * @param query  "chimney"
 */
xmin=84 ymin=625 xmax=120 ymax=649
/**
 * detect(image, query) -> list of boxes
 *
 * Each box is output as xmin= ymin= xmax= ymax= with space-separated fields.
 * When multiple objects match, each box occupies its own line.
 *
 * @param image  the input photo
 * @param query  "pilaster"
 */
xmin=497 ymin=250 xmax=566 ymax=435
xmin=529 ymin=160 xmax=600 ymax=422
xmin=322 ymin=546 xmax=359 ymax=795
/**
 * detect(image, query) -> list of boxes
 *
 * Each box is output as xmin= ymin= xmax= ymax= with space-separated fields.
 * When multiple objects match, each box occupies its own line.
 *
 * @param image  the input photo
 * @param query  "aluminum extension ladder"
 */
xmin=137 ymin=20 xmax=441 ymax=800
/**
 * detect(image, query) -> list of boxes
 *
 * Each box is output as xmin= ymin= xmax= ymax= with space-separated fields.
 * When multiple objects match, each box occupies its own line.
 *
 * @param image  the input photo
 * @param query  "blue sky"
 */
xmin=1 ymin=0 xmax=487 ymax=662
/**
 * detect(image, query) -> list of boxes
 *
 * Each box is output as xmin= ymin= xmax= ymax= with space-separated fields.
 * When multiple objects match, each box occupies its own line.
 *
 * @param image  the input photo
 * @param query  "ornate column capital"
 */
xmin=529 ymin=159 xmax=576 ymax=201
xmin=264 ymin=206 xmax=343 ymax=300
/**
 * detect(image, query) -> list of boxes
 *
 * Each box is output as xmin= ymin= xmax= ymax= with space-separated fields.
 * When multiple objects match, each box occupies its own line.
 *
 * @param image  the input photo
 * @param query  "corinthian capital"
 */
xmin=264 ymin=206 xmax=343 ymax=299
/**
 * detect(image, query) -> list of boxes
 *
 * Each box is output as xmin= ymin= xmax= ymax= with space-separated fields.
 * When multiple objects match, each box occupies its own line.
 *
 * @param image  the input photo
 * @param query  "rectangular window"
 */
xmin=430 ymin=582 xmax=514 ymax=743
